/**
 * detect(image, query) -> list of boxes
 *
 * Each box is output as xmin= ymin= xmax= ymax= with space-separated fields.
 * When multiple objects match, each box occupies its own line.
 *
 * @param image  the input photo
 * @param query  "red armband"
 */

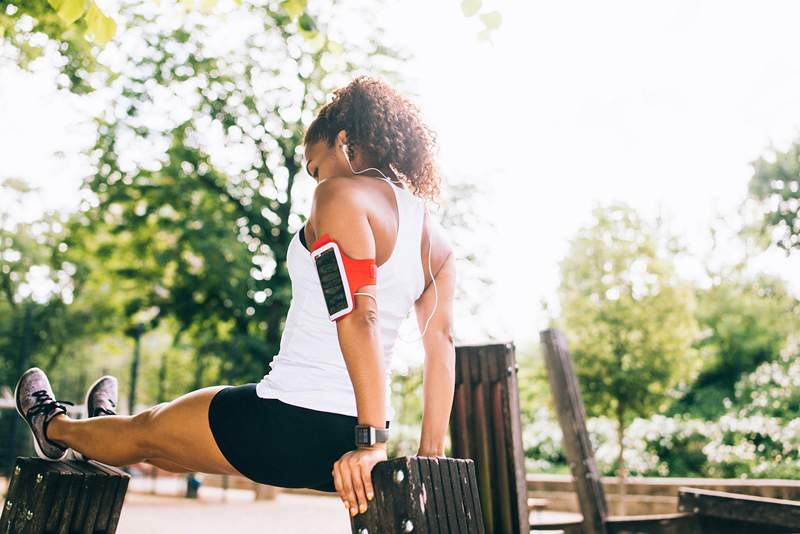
xmin=310 ymin=233 xmax=377 ymax=321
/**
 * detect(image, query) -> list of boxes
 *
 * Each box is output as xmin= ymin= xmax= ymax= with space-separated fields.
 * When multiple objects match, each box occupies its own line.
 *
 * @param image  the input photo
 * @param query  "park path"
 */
xmin=117 ymin=492 xmax=352 ymax=534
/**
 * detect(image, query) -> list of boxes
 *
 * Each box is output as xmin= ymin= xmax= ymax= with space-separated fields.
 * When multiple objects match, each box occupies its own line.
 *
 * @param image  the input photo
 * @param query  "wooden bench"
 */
xmin=540 ymin=327 xmax=800 ymax=534
xmin=448 ymin=342 xmax=529 ymax=534
xmin=350 ymin=456 xmax=484 ymax=534
xmin=0 ymin=457 xmax=129 ymax=533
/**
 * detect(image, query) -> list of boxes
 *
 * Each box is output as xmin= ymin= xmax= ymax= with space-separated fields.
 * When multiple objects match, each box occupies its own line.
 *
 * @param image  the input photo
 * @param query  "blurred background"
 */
xmin=1 ymin=0 xmax=799 ymax=532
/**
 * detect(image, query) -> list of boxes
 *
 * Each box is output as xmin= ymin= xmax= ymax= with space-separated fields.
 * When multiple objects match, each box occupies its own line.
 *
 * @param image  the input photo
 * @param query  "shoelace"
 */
xmin=27 ymin=390 xmax=75 ymax=419
xmin=93 ymin=399 xmax=116 ymax=417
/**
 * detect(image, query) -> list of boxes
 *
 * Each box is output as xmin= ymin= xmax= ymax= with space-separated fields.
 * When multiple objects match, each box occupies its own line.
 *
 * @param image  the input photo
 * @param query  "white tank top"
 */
xmin=255 ymin=180 xmax=426 ymax=421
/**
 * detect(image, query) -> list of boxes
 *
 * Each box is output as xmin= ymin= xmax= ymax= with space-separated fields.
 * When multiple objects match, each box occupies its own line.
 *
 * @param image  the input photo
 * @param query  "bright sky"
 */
xmin=2 ymin=0 xmax=800 ymax=360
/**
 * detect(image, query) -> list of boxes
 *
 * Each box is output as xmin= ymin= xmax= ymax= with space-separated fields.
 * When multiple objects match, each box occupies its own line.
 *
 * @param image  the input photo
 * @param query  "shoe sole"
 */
xmin=13 ymin=367 xmax=68 ymax=462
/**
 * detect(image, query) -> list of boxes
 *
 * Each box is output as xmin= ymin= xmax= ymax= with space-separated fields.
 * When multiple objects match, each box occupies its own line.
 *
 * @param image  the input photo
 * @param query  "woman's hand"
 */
xmin=416 ymin=447 xmax=446 ymax=458
xmin=333 ymin=445 xmax=387 ymax=517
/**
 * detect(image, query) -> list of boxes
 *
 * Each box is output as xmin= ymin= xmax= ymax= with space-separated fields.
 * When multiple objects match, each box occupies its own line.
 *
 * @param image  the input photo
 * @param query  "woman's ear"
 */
xmin=336 ymin=129 xmax=348 ymax=151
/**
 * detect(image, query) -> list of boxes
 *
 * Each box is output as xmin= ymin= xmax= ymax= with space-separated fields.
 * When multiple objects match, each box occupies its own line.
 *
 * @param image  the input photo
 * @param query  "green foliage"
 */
xmin=0 ymin=180 xmax=118 ymax=388
xmin=671 ymin=273 xmax=799 ymax=419
xmin=748 ymin=139 xmax=800 ymax=253
xmin=64 ymin=0 xmax=403 ymax=386
xmin=0 ymin=0 xmax=105 ymax=93
xmin=557 ymin=204 xmax=699 ymax=424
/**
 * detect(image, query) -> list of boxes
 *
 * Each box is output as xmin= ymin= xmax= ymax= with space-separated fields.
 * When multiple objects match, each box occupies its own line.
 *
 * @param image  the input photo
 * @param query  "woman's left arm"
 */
xmin=310 ymin=179 xmax=387 ymax=518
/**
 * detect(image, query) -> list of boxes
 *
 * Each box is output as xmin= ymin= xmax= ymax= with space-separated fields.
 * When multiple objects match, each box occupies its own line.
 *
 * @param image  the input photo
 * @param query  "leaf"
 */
xmin=281 ymin=0 xmax=306 ymax=18
xmin=298 ymin=12 xmax=316 ymax=32
xmin=461 ymin=0 xmax=481 ymax=17
xmin=57 ymin=0 xmax=87 ymax=25
xmin=480 ymin=10 xmax=502 ymax=30
xmin=84 ymin=1 xmax=116 ymax=45
xmin=47 ymin=0 xmax=65 ymax=11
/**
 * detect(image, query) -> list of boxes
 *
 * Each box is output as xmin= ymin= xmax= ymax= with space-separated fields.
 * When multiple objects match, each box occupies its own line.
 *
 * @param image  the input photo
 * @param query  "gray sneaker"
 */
xmin=14 ymin=367 xmax=74 ymax=461
xmin=72 ymin=375 xmax=118 ymax=461
xmin=85 ymin=375 xmax=118 ymax=419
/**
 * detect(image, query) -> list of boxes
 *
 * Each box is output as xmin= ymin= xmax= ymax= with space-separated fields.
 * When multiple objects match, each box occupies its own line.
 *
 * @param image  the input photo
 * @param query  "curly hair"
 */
xmin=304 ymin=76 xmax=441 ymax=201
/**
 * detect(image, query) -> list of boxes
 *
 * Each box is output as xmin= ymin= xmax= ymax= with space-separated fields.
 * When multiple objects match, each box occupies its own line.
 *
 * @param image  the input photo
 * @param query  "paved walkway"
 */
xmin=117 ymin=492 xmax=352 ymax=534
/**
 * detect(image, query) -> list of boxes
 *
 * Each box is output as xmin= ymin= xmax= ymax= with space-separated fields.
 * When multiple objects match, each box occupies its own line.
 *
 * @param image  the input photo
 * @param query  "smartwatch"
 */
xmin=354 ymin=424 xmax=389 ymax=448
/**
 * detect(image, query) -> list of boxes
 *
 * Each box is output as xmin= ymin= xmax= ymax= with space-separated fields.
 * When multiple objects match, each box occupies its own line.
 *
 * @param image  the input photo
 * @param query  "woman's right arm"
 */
xmin=414 ymin=215 xmax=456 ymax=457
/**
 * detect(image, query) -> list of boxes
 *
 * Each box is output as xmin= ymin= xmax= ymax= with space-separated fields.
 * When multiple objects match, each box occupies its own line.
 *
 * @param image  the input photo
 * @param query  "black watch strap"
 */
xmin=354 ymin=424 xmax=389 ymax=448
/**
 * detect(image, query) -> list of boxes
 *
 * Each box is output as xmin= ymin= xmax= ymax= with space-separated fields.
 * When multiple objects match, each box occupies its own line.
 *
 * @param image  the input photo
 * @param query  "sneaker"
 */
xmin=72 ymin=375 xmax=118 ymax=461
xmin=85 ymin=375 xmax=118 ymax=419
xmin=14 ymin=367 xmax=74 ymax=461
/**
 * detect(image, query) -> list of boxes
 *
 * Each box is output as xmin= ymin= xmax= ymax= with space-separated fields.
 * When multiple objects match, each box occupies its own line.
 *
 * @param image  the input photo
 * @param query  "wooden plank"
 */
xmin=427 ymin=457 xmax=450 ymax=533
xmin=26 ymin=461 xmax=65 ymax=533
xmin=472 ymin=378 xmax=495 ymax=533
xmin=45 ymin=464 xmax=74 ymax=533
xmin=417 ymin=458 xmax=440 ymax=534
xmin=106 ymin=465 xmax=130 ymax=533
xmin=466 ymin=460 xmax=486 ymax=534
xmin=456 ymin=459 xmax=485 ymax=534
xmin=540 ymin=328 xmax=608 ymax=534
xmin=499 ymin=343 xmax=530 ymax=534
xmin=447 ymin=459 xmax=468 ymax=534
xmin=57 ymin=463 xmax=85 ymax=534
xmin=436 ymin=457 xmax=459 ymax=532
xmin=88 ymin=461 xmax=122 ymax=531
xmin=352 ymin=457 xmax=402 ymax=534
xmin=678 ymin=487 xmax=800 ymax=530
xmin=0 ymin=458 xmax=26 ymax=531
xmin=4 ymin=458 xmax=34 ymax=534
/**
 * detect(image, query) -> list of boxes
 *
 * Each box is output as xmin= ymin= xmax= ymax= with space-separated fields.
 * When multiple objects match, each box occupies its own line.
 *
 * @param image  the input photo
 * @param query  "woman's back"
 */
xmin=256 ymin=178 xmax=427 ymax=421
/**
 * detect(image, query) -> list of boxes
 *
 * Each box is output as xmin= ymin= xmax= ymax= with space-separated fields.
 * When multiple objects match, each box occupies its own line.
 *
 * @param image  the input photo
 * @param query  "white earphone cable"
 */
xmin=344 ymin=145 xmax=439 ymax=343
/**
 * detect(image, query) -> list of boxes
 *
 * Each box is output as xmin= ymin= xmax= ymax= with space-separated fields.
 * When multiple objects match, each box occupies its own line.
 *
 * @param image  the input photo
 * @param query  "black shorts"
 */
xmin=207 ymin=383 xmax=389 ymax=493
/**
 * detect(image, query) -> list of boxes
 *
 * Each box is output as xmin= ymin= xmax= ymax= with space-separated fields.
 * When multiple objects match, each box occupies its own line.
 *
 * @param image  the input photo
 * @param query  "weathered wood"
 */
xmin=449 ymin=342 xmax=528 ymax=534
xmin=540 ymin=329 xmax=609 ymax=534
xmin=678 ymin=487 xmax=800 ymax=532
xmin=350 ymin=457 xmax=484 ymax=534
xmin=0 ymin=456 xmax=130 ymax=534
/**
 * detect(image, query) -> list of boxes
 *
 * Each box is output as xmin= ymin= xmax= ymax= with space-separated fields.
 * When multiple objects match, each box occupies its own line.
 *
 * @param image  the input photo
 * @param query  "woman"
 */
xmin=14 ymin=75 xmax=456 ymax=519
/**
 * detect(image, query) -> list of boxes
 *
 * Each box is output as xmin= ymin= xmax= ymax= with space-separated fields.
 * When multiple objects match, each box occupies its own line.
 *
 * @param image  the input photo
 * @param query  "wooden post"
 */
xmin=350 ymin=456 xmax=484 ymax=534
xmin=449 ymin=342 xmax=529 ymax=534
xmin=0 ymin=457 xmax=129 ymax=534
xmin=540 ymin=328 xmax=609 ymax=534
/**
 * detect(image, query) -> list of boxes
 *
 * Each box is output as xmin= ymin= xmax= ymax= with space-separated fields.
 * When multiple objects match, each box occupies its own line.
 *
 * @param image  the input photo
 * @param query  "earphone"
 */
xmin=342 ymin=143 xmax=439 ymax=343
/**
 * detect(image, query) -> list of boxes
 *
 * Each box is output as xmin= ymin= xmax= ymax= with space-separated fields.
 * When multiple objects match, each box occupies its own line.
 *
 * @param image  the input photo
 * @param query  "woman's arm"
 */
xmin=414 ymin=216 xmax=457 ymax=457
xmin=310 ymin=178 xmax=386 ymax=516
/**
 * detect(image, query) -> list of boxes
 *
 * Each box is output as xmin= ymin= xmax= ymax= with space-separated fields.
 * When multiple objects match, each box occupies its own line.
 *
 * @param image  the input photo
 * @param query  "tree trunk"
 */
xmin=616 ymin=405 xmax=627 ymax=516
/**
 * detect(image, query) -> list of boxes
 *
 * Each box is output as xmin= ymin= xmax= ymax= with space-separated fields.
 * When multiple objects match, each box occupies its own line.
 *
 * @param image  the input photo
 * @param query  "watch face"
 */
xmin=355 ymin=426 xmax=372 ymax=444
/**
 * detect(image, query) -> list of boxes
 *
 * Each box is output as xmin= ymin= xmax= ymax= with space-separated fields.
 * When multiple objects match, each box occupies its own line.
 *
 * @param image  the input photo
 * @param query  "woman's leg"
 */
xmin=144 ymin=458 xmax=194 ymax=473
xmin=47 ymin=386 xmax=242 ymax=476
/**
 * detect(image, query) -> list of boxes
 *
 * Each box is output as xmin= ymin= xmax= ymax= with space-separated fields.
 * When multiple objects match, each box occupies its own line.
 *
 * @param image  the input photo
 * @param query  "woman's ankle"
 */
xmin=46 ymin=413 xmax=69 ymax=444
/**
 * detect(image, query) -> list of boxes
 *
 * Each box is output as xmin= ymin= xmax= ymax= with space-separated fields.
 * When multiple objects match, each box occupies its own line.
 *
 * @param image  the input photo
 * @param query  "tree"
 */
xmin=670 ymin=273 xmax=799 ymax=419
xmin=64 ymin=0 xmax=406 ymax=386
xmin=747 ymin=139 xmax=800 ymax=253
xmin=557 ymin=203 xmax=698 ymax=514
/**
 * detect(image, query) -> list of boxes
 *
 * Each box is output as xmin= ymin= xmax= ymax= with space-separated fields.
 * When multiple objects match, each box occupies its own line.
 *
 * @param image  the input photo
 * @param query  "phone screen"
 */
xmin=314 ymin=248 xmax=349 ymax=316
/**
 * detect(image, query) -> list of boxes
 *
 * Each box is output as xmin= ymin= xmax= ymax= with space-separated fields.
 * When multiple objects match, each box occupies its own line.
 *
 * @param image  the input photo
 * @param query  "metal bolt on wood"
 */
xmin=358 ymin=528 xmax=369 ymax=534
xmin=36 ymin=473 xmax=43 ymax=483
xmin=394 ymin=469 xmax=405 ymax=483
xmin=14 ymin=466 xmax=20 ymax=476
xmin=402 ymin=519 xmax=414 ymax=532
xmin=4 ymin=501 xmax=11 ymax=512
xmin=26 ymin=510 xmax=33 ymax=520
